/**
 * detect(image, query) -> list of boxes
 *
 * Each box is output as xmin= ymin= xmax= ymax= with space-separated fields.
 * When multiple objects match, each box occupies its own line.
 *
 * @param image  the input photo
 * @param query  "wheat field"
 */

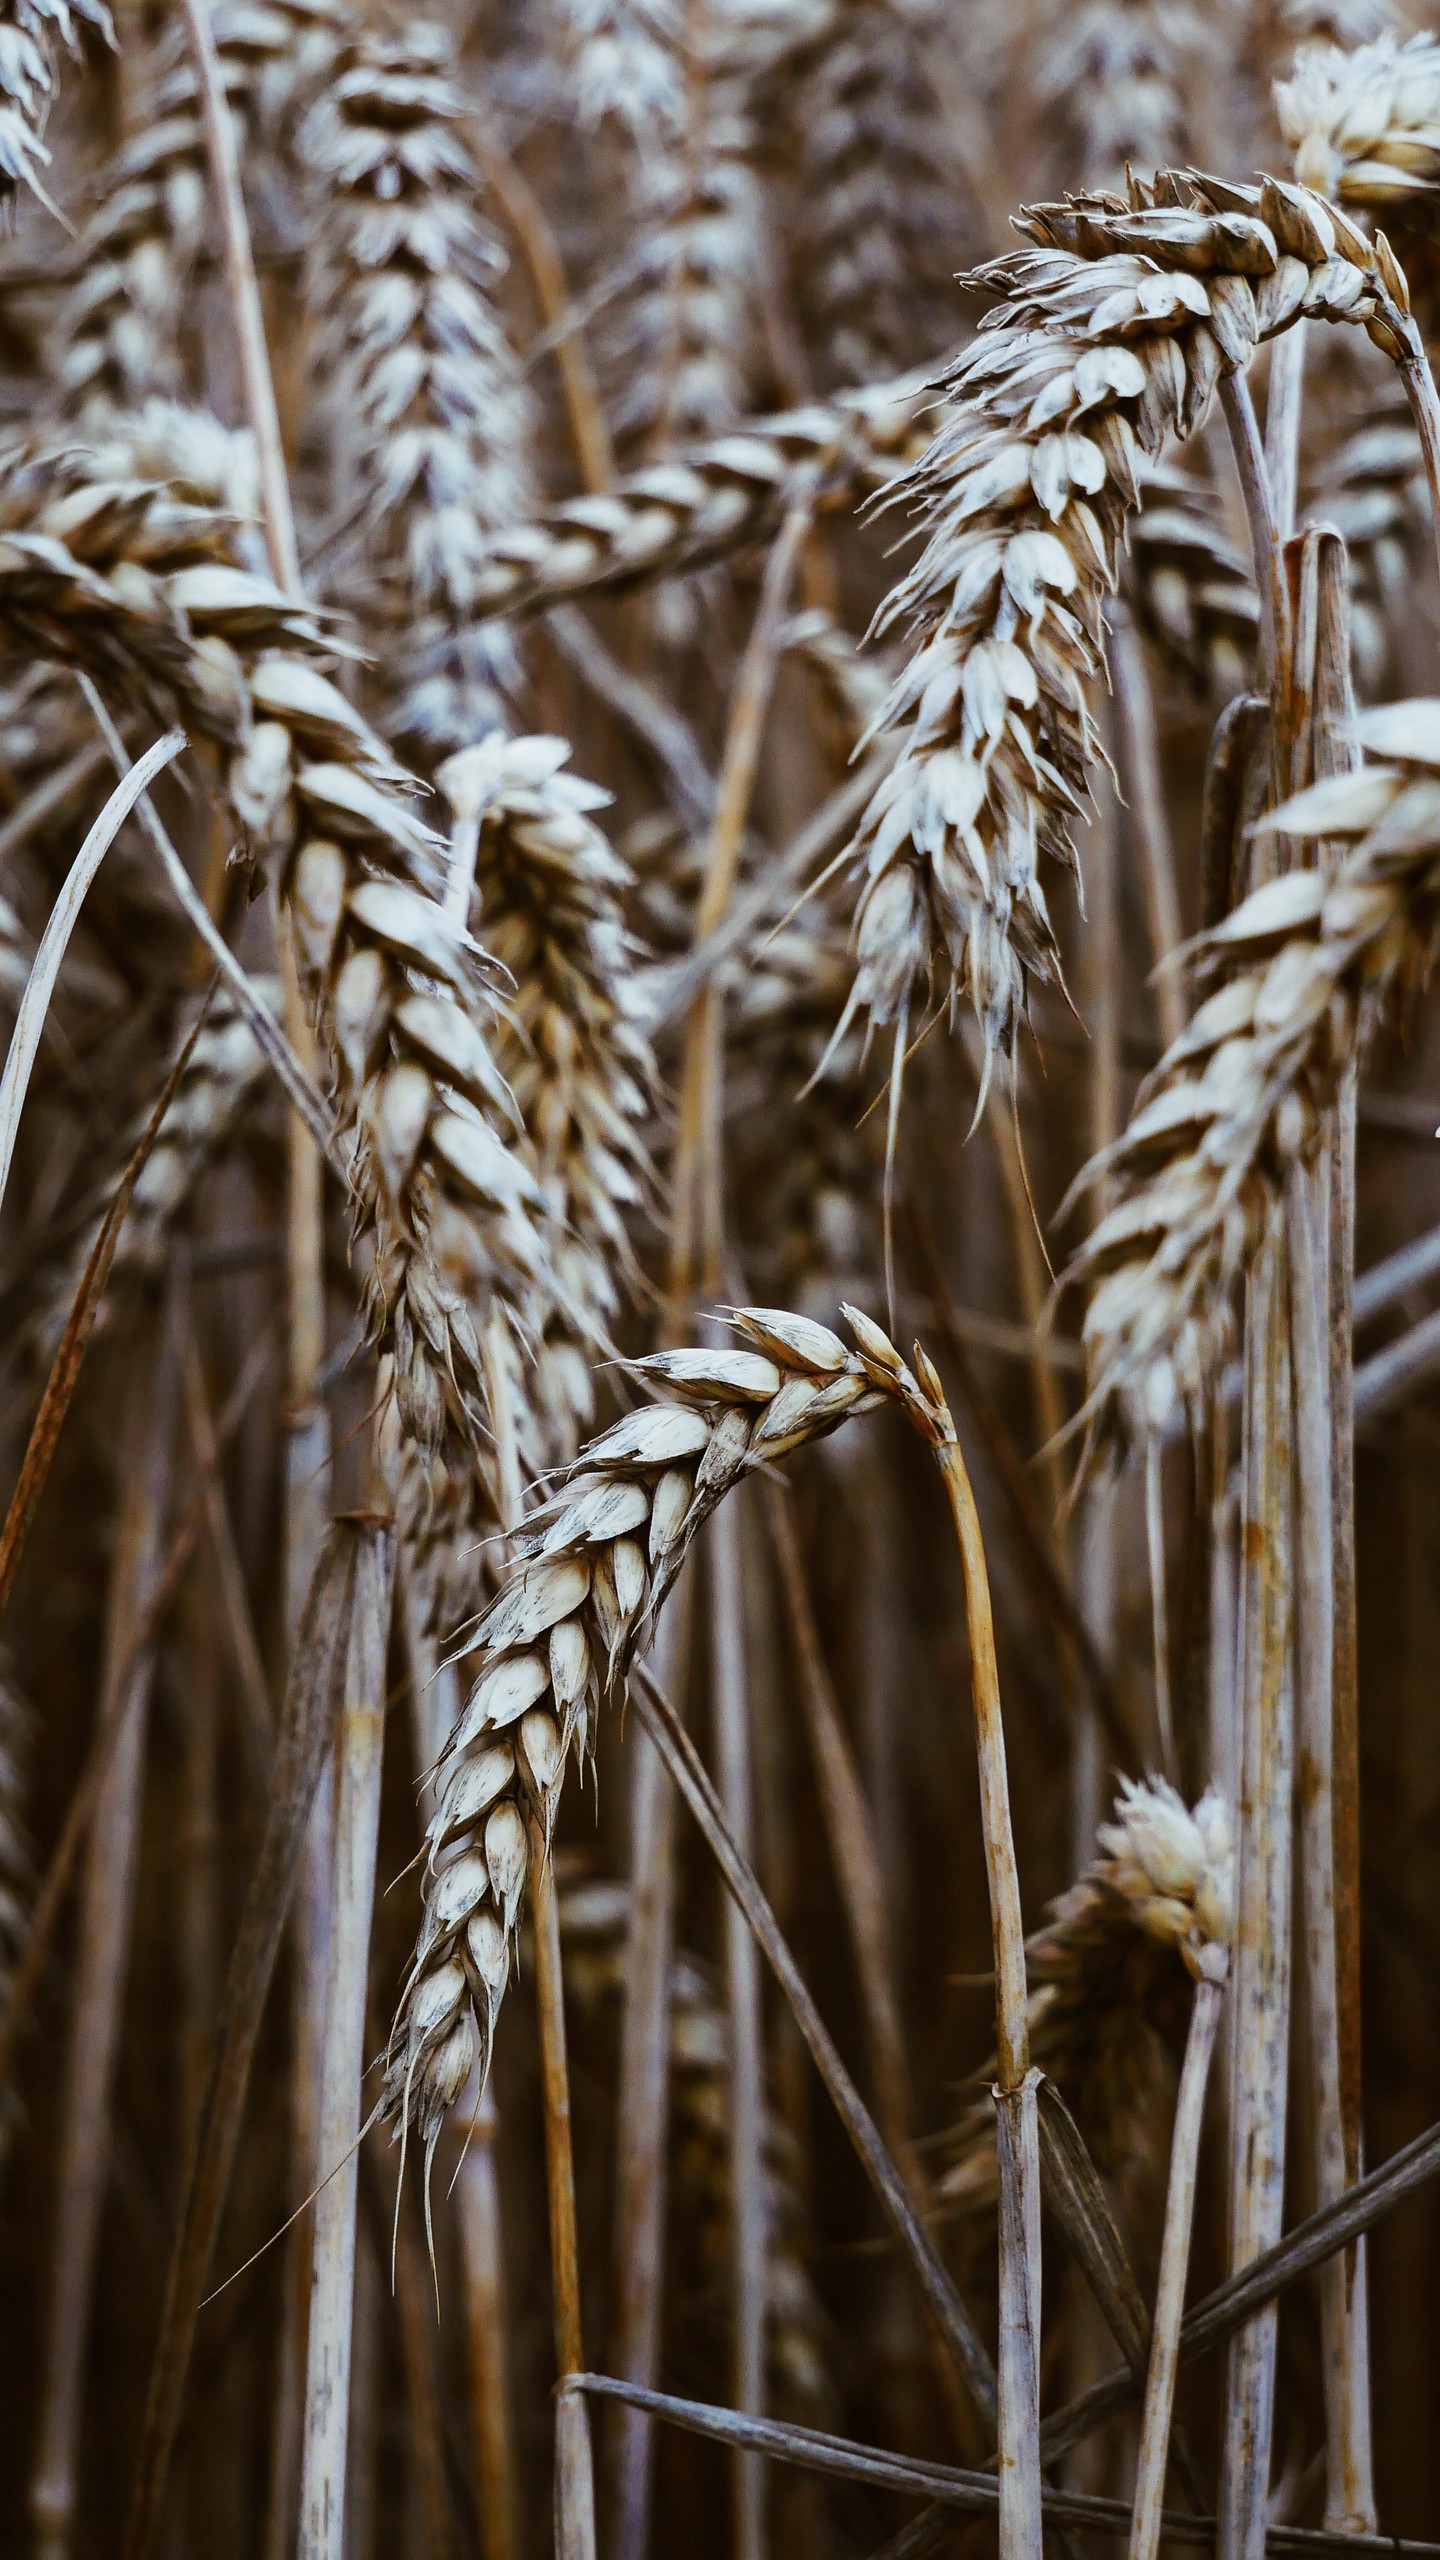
xmin=0 ymin=2 xmax=1439 ymax=2556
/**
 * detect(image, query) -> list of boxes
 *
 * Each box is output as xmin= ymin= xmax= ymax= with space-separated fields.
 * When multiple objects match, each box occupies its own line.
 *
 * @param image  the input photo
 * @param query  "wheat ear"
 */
xmin=1064 ymin=701 xmax=1440 ymax=1458
xmin=0 ymin=424 xmax=548 ymax=1471
xmin=843 ymin=170 xmax=1413 ymax=1089
xmin=453 ymin=375 xmax=934 ymax=625
xmin=298 ymin=22 xmax=534 ymax=762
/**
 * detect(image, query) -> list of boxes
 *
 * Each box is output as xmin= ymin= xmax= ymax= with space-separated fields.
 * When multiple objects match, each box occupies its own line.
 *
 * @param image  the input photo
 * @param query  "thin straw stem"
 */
xmin=563 ymin=2373 xmax=1440 ymax=2558
xmin=1290 ymin=1161 xmax=1375 ymax=2531
xmin=708 ymin=1489 xmax=767 ymax=2560
xmin=1128 ymin=1952 xmax=1228 ymax=2560
xmin=1221 ymin=1234 xmax=1295 ymax=2560
xmin=174 ymin=0 xmax=300 ymax=593
xmin=918 ymin=1372 xmax=1040 ymax=2560
xmin=631 ymin=1664 xmax=999 ymax=2433
xmin=1220 ymin=369 xmax=1291 ymax=712
xmin=607 ymin=1593 xmax=691 ymax=2560
xmin=533 ymin=1834 xmax=599 ymax=2560
xmin=297 ymin=1524 xmax=395 ymax=2560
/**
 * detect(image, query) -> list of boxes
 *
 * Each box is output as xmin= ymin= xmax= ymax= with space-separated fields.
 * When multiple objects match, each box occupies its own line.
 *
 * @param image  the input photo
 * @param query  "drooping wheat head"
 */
xmin=1065 ymin=703 xmax=1440 ymax=1459
xmin=842 ymin=172 xmax=1413 ymax=1102
xmin=943 ymin=1776 xmax=1232 ymax=2211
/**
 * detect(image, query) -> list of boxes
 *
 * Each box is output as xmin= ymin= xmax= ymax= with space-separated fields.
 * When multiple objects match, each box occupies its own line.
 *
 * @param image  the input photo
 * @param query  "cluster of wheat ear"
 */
xmin=3 ymin=9 xmax=1440 ymax=2560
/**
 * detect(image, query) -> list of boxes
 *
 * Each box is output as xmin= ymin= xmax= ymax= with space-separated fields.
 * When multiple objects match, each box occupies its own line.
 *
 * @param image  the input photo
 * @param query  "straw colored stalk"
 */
xmin=400 ymin=1596 xmax=519 ymax=2560
xmin=297 ymin=1517 xmax=396 ymax=2560
xmin=298 ymin=22 xmax=534 ymax=762
xmin=455 ymin=375 xmax=933 ymax=624
xmin=29 ymin=1293 xmax=184 ymax=2560
xmin=1063 ymin=700 xmax=1440 ymax=1462
xmin=915 ymin=1349 xmax=1041 ymax=2560
xmin=840 ymin=170 xmax=1413 ymax=1091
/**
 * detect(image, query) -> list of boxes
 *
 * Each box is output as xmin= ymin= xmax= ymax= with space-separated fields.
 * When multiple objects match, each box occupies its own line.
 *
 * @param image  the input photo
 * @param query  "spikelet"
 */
xmin=549 ymin=0 xmax=684 ymax=141
xmin=561 ymin=1878 xmax=835 ymax=2424
xmin=384 ymin=1307 xmax=917 ymax=2149
xmin=455 ymin=373 xmax=936 ymax=624
xmin=298 ymin=21 xmax=534 ymax=763
xmin=842 ymin=170 xmax=1413 ymax=1086
xmin=603 ymin=0 xmax=828 ymax=458
xmin=0 ymin=0 xmax=111 ymax=216
xmin=943 ymin=1778 xmax=1232 ymax=2211
xmin=0 ymin=427 xmax=546 ymax=1469
xmin=1065 ymin=702 xmax=1440 ymax=1457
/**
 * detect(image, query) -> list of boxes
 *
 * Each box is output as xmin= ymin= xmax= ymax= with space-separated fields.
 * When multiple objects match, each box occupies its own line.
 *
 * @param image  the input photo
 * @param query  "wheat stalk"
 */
xmin=842 ymin=170 xmax=1412 ymax=1092
xmin=1063 ymin=700 xmax=1440 ymax=1459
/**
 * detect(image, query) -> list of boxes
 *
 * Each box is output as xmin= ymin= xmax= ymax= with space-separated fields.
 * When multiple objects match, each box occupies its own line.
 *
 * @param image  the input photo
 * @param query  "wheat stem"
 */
xmin=607 ymin=1592 xmax=693 ymax=2560
xmin=918 ymin=1375 xmax=1041 ymax=2560
xmin=631 ymin=1661 xmax=998 ymax=2429
xmin=708 ymin=1487 xmax=767 ymax=2560
xmin=174 ymin=0 xmax=300 ymax=593
xmin=1221 ymin=1232 xmax=1295 ymax=2560
xmin=1129 ymin=1950 xmax=1228 ymax=2560
xmin=297 ymin=1524 xmax=395 ymax=2560
xmin=533 ymin=1831 xmax=599 ymax=2560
